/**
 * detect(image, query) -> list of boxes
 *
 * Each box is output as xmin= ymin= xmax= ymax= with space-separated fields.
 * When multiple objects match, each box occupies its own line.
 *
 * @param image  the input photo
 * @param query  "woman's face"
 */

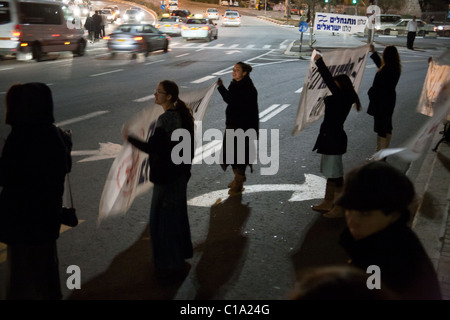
xmin=345 ymin=209 xmax=400 ymax=241
xmin=154 ymin=83 xmax=170 ymax=106
xmin=232 ymin=64 xmax=247 ymax=82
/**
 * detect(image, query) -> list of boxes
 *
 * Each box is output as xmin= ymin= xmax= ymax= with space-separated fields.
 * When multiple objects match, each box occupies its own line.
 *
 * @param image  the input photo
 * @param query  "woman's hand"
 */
xmin=314 ymin=52 xmax=322 ymax=61
xmin=217 ymin=78 xmax=223 ymax=87
xmin=369 ymin=44 xmax=375 ymax=53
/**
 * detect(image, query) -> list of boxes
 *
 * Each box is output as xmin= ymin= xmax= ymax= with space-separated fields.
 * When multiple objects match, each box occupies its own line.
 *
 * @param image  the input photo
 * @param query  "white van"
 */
xmin=0 ymin=0 xmax=86 ymax=61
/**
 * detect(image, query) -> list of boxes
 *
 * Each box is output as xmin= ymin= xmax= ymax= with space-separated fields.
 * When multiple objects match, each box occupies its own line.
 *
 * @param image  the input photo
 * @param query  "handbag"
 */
xmin=61 ymin=174 xmax=78 ymax=227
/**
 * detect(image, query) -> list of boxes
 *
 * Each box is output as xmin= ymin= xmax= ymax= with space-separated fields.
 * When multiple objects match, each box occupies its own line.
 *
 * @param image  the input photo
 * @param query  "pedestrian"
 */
xmin=0 ymin=83 xmax=71 ymax=299
xmin=367 ymin=44 xmax=401 ymax=154
xmin=406 ymin=16 xmax=417 ymax=50
xmin=124 ymin=80 xmax=194 ymax=282
xmin=84 ymin=13 xmax=95 ymax=43
xmin=217 ymin=62 xmax=259 ymax=196
xmin=100 ymin=11 xmax=108 ymax=38
xmin=336 ymin=161 xmax=442 ymax=300
xmin=310 ymin=53 xmax=362 ymax=218
xmin=92 ymin=10 xmax=102 ymax=40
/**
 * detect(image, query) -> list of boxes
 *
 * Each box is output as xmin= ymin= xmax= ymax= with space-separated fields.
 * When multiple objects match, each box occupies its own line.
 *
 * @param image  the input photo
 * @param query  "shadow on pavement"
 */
xmin=193 ymin=194 xmax=251 ymax=300
xmin=291 ymin=215 xmax=349 ymax=281
xmin=67 ymin=225 xmax=186 ymax=300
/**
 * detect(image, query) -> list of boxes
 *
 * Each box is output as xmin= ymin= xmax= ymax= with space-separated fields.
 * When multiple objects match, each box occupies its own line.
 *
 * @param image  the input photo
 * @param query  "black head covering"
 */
xmin=336 ymin=161 xmax=415 ymax=222
xmin=5 ymin=82 xmax=55 ymax=126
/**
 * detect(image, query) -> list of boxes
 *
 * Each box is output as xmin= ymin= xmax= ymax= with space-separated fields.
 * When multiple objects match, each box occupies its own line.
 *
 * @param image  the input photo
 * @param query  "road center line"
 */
xmin=56 ymin=111 xmax=110 ymax=127
xmin=90 ymin=69 xmax=123 ymax=77
xmin=260 ymin=104 xmax=290 ymax=122
xmin=191 ymin=75 xmax=216 ymax=84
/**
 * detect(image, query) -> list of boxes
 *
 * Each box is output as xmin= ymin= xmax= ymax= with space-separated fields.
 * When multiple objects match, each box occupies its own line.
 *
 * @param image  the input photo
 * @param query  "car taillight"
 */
xmin=182 ymin=25 xmax=188 ymax=30
xmin=12 ymin=24 xmax=21 ymax=40
xmin=156 ymin=24 xmax=161 ymax=28
xmin=133 ymin=36 xmax=143 ymax=41
xmin=103 ymin=36 xmax=111 ymax=40
xmin=174 ymin=24 xmax=179 ymax=28
xmin=201 ymin=26 xmax=209 ymax=30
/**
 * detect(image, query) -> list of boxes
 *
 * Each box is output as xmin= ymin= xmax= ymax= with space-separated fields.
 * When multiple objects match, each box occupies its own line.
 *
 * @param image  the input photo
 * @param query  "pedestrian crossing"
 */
xmin=170 ymin=41 xmax=290 ymax=51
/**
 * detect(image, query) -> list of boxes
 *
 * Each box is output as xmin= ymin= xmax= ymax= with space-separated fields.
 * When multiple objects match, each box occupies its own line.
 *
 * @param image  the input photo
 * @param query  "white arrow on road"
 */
xmin=71 ymin=142 xmax=123 ymax=162
xmin=187 ymin=173 xmax=326 ymax=207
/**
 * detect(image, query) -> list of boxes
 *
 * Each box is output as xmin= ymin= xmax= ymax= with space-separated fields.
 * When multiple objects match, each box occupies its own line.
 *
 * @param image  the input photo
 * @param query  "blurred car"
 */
xmin=100 ymin=9 xmax=115 ymax=24
xmin=156 ymin=15 xmax=183 ymax=36
xmin=105 ymin=23 xmax=170 ymax=57
xmin=168 ymin=1 xmax=178 ymax=11
xmin=376 ymin=18 xmax=435 ymax=36
xmin=222 ymin=10 xmax=240 ymax=26
xmin=171 ymin=9 xmax=191 ymax=21
xmin=103 ymin=6 xmax=120 ymax=21
xmin=181 ymin=17 xmax=218 ymax=41
xmin=435 ymin=24 xmax=450 ymax=37
xmin=221 ymin=0 xmax=239 ymax=6
xmin=74 ymin=4 xmax=90 ymax=17
xmin=205 ymin=8 xmax=219 ymax=20
xmin=123 ymin=9 xmax=145 ymax=23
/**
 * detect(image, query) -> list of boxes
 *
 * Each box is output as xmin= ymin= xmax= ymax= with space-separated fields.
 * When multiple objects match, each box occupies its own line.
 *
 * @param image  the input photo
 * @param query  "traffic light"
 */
xmin=352 ymin=0 xmax=357 ymax=3
xmin=324 ymin=0 xmax=329 ymax=3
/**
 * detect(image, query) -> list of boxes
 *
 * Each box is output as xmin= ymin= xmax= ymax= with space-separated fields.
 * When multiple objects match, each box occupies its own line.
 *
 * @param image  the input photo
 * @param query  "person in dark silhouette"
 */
xmin=0 ymin=83 xmax=71 ymax=299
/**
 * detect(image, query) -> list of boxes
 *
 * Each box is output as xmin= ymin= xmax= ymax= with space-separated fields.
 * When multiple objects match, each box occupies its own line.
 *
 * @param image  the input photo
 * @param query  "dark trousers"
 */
xmin=407 ymin=31 xmax=416 ymax=49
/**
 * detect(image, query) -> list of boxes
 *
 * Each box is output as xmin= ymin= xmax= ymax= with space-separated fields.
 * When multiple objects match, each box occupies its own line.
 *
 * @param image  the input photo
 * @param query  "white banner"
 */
xmin=371 ymin=52 xmax=450 ymax=161
xmin=366 ymin=5 xmax=381 ymax=29
xmin=292 ymin=44 xmax=370 ymax=135
xmin=417 ymin=51 xmax=450 ymax=117
xmin=98 ymin=82 xmax=217 ymax=222
xmin=314 ymin=12 xmax=368 ymax=34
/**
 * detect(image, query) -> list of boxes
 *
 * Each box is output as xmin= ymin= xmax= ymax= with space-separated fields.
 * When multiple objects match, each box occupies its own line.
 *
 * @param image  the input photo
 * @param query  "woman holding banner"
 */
xmin=311 ymin=53 xmax=362 ymax=218
xmin=217 ymin=62 xmax=259 ymax=196
xmin=124 ymin=80 xmax=195 ymax=282
xmin=367 ymin=44 xmax=401 ymax=154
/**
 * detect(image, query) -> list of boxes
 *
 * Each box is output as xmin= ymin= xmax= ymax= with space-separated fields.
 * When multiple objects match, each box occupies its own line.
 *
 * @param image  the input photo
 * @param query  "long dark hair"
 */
xmin=333 ymin=74 xmax=362 ymax=111
xmin=381 ymin=45 xmax=401 ymax=74
xmin=159 ymin=80 xmax=194 ymax=136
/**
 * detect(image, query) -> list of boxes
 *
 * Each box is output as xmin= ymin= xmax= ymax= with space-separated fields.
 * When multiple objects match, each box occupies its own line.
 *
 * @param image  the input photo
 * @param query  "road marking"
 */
xmin=260 ymin=104 xmax=290 ymax=122
xmin=214 ymin=43 xmax=224 ymax=47
xmin=56 ymin=111 xmax=110 ymax=127
xmin=0 ymin=67 xmax=13 ymax=71
xmin=187 ymin=174 xmax=326 ymax=207
xmin=192 ymin=139 xmax=222 ymax=164
xmin=263 ymin=45 xmax=271 ymax=49
xmin=191 ymin=75 xmax=216 ymax=84
xmin=90 ymin=69 xmax=123 ymax=77
xmin=246 ymin=44 xmax=255 ymax=49
xmin=134 ymin=94 xmax=155 ymax=102
xmin=295 ymin=87 xmax=303 ymax=93
xmin=259 ymin=104 xmax=281 ymax=118
xmin=176 ymin=53 xmax=190 ymax=57
xmin=144 ymin=59 xmax=165 ymax=66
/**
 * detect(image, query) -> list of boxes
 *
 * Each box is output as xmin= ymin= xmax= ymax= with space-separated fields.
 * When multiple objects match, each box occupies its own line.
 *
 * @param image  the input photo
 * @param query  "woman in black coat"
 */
xmin=336 ymin=161 xmax=442 ymax=300
xmin=367 ymin=45 xmax=401 ymax=153
xmin=311 ymin=54 xmax=362 ymax=218
xmin=217 ymin=62 xmax=259 ymax=196
xmin=0 ymin=83 xmax=69 ymax=299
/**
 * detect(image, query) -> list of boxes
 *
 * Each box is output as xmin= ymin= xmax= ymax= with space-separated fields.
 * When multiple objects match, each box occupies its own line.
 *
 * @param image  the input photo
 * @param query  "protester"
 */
xmin=124 ymin=80 xmax=194 ymax=281
xmin=406 ymin=16 xmax=418 ymax=50
xmin=100 ymin=11 xmax=107 ymax=38
xmin=289 ymin=265 xmax=396 ymax=300
xmin=310 ymin=53 xmax=362 ymax=218
xmin=0 ymin=83 xmax=70 ymax=299
xmin=84 ymin=13 xmax=95 ymax=43
xmin=336 ymin=161 xmax=442 ymax=300
xmin=367 ymin=44 xmax=401 ymax=154
xmin=92 ymin=10 xmax=102 ymax=40
xmin=217 ymin=62 xmax=259 ymax=196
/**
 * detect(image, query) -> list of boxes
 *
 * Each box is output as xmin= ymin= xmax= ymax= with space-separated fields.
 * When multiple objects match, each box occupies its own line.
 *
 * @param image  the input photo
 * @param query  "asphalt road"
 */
xmin=0 ymin=0 xmax=448 ymax=303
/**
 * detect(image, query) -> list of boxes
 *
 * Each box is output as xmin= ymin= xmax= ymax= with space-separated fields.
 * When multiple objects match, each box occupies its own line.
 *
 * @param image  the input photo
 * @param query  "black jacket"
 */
xmin=312 ymin=58 xmax=354 ymax=155
xmin=218 ymin=75 xmax=259 ymax=132
xmin=339 ymin=221 xmax=442 ymax=300
xmin=367 ymin=51 xmax=400 ymax=137
xmin=0 ymin=124 xmax=67 ymax=244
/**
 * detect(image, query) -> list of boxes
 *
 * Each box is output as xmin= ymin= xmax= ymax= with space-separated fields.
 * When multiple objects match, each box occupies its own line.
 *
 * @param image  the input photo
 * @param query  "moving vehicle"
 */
xmin=0 ymin=0 xmax=86 ymax=61
xmin=100 ymin=9 xmax=114 ymax=24
xmin=435 ymin=24 xmax=450 ymax=37
xmin=181 ymin=17 xmax=218 ymax=41
xmin=105 ymin=23 xmax=170 ymax=57
xmin=222 ymin=10 xmax=240 ymax=27
xmin=221 ymin=0 xmax=239 ymax=6
xmin=168 ymin=1 xmax=178 ymax=11
xmin=156 ymin=15 xmax=183 ymax=36
xmin=376 ymin=18 xmax=435 ymax=36
xmin=205 ymin=8 xmax=219 ymax=20
xmin=171 ymin=9 xmax=191 ymax=21
xmin=103 ymin=6 xmax=120 ymax=21
xmin=123 ymin=8 xmax=145 ymax=23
